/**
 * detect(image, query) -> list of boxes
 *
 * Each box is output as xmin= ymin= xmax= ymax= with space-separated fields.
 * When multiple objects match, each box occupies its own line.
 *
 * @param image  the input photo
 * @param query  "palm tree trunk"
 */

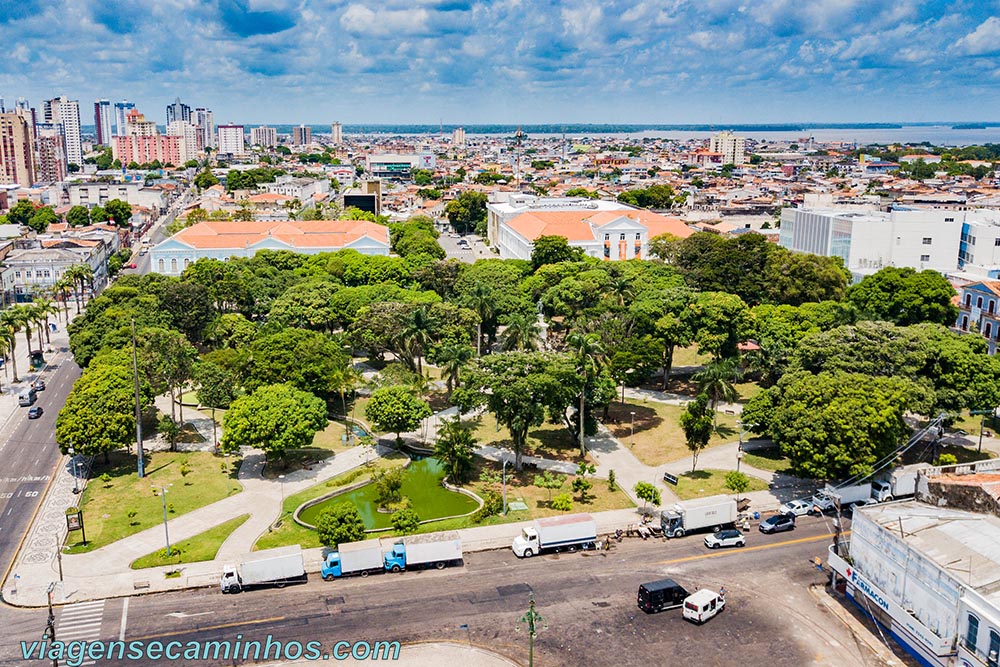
xmin=579 ymin=391 xmax=586 ymax=457
xmin=9 ymin=339 xmax=18 ymax=382
xmin=74 ymin=280 xmax=82 ymax=314
xmin=44 ymin=317 xmax=51 ymax=344
xmin=476 ymin=323 xmax=482 ymax=356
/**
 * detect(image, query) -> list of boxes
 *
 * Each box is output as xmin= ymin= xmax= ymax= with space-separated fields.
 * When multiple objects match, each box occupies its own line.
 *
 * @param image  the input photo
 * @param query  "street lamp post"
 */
xmin=736 ymin=420 xmax=758 ymax=467
xmin=502 ymin=451 xmax=510 ymax=515
xmin=516 ymin=593 xmax=546 ymax=667
xmin=44 ymin=582 xmax=57 ymax=667
xmin=68 ymin=446 xmax=79 ymax=495
xmin=971 ymin=409 xmax=993 ymax=453
xmin=630 ymin=411 xmax=636 ymax=448
xmin=278 ymin=474 xmax=286 ymax=519
xmin=159 ymin=485 xmax=172 ymax=557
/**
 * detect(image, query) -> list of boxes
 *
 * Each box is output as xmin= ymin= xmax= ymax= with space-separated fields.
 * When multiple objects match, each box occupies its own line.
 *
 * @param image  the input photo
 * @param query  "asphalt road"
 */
xmin=0 ymin=354 xmax=81 ymax=588
xmin=0 ymin=516 xmax=885 ymax=667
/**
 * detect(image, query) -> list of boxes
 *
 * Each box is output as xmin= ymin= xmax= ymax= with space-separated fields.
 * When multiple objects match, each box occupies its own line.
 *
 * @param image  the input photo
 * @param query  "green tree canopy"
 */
xmin=220 ymin=383 xmax=328 ymax=461
xmin=846 ymin=266 xmax=958 ymax=326
xmin=242 ymin=327 xmax=350 ymax=399
xmin=316 ymin=502 xmax=366 ymax=548
xmin=66 ymin=205 xmax=91 ymax=227
xmin=433 ymin=416 xmax=477 ymax=484
xmin=364 ymin=385 xmax=432 ymax=444
xmin=530 ymin=235 xmax=586 ymax=270
xmin=104 ymin=199 xmax=132 ymax=227
xmin=445 ymin=191 xmax=487 ymax=234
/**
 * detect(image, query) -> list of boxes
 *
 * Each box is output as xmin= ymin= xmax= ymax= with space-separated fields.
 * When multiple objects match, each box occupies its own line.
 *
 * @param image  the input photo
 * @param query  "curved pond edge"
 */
xmin=293 ymin=465 xmax=484 ymax=534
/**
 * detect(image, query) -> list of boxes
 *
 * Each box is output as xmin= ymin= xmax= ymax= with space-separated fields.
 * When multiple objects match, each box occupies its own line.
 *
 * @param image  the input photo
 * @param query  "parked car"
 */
xmin=779 ymin=499 xmax=813 ymax=516
xmin=759 ymin=513 xmax=795 ymax=534
xmin=704 ymin=528 xmax=746 ymax=549
xmin=127 ymin=262 xmax=137 ymax=269
xmin=27 ymin=406 xmax=43 ymax=419
xmin=31 ymin=379 xmax=45 ymax=391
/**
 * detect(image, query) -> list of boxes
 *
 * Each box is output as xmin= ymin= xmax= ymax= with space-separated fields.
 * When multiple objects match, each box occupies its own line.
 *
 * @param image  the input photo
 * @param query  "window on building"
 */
xmin=619 ymin=234 xmax=626 ymax=241
xmin=978 ymin=296 xmax=984 ymax=308
xmin=604 ymin=234 xmax=609 ymax=241
xmin=986 ymin=323 xmax=993 ymax=339
xmin=967 ymin=614 xmax=979 ymax=651
xmin=962 ymin=315 xmax=969 ymax=330
xmin=967 ymin=294 xmax=973 ymax=307
xmin=991 ymin=301 xmax=996 ymax=315
xmin=14 ymin=271 xmax=20 ymax=278
xmin=23 ymin=271 xmax=31 ymax=279
xmin=157 ymin=259 xmax=165 ymax=272
xmin=635 ymin=233 xmax=641 ymax=240
xmin=988 ymin=629 xmax=999 ymax=667
xmin=945 ymin=217 xmax=955 ymax=222
xmin=170 ymin=258 xmax=178 ymax=273
xmin=995 ymin=238 xmax=1000 ymax=246
xmin=920 ymin=254 xmax=930 ymax=262
xmin=922 ymin=237 xmax=932 ymax=245
xmin=43 ymin=270 xmax=50 ymax=278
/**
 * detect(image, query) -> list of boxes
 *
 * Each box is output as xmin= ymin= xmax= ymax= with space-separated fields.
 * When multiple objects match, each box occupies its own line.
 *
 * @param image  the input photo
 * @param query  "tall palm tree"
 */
xmin=465 ymin=283 xmax=495 ymax=356
xmin=436 ymin=343 xmax=473 ymax=397
xmin=52 ymin=277 xmax=73 ymax=323
xmin=64 ymin=264 xmax=94 ymax=314
xmin=33 ymin=298 xmax=58 ymax=344
xmin=11 ymin=305 xmax=34 ymax=357
xmin=567 ymin=331 xmax=607 ymax=457
xmin=692 ymin=357 xmax=742 ymax=429
xmin=399 ymin=306 xmax=436 ymax=376
xmin=0 ymin=310 xmax=23 ymax=382
xmin=499 ymin=312 xmax=541 ymax=351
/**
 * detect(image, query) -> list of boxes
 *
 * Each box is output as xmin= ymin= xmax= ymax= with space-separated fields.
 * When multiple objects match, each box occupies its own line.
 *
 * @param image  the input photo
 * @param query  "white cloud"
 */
xmin=954 ymin=17 xmax=1000 ymax=55
xmin=339 ymin=5 xmax=431 ymax=36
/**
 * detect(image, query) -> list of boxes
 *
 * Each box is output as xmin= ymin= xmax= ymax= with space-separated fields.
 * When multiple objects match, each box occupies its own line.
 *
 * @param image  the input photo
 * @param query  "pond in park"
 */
xmin=298 ymin=457 xmax=479 ymax=530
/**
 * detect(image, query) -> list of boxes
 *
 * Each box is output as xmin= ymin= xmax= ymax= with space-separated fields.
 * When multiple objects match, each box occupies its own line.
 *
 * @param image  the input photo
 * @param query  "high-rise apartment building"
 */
xmin=165 ymin=97 xmax=191 ymax=125
xmin=709 ymin=131 xmax=746 ymax=166
xmin=124 ymin=108 xmax=158 ymax=137
xmin=0 ymin=111 xmax=36 ymax=185
xmin=113 ymin=108 xmax=181 ymax=166
xmin=42 ymin=96 xmax=82 ymax=167
xmin=113 ymin=100 xmax=135 ymax=136
xmin=216 ymin=124 xmax=245 ymax=155
xmin=193 ymin=108 xmax=215 ymax=150
xmin=166 ymin=120 xmax=199 ymax=164
xmin=93 ymin=99 xmax=112 ymax=146
xmin=0 ymin=98 xmax=5 ymax=114
xmin=292 ymin=124 xmax=311 ymax=146
xmin=250 ymin=126 xmax=277 ymax=147
xmin=452 ymin=127 xmax=466 ymax=146
xmin=35 ymin=123 xmax=68 ymax=182
xmin=331 ymin=122 xmax=342 ymax=145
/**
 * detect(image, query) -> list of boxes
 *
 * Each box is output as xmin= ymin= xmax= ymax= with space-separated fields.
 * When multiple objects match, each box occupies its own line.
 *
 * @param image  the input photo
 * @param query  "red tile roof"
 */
xmin=172 ymin=220 xmax=389 ymax=251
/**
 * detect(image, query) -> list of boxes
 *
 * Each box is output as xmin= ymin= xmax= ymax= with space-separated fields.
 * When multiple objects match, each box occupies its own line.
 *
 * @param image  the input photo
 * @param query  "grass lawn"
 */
xmin=130 ymin=514 xmax=250 ymax=570
xmin=604 ymin=400 xmax=739 ymax=467
xmin=671 ymin=345 xmax=712 ymax=368
xmin=741 ymin=446 xmax=792 ymax=473
xmin=254 ymin=453 xmax=408 ymax=551
xmin=65 ymin=450 xmax=243 ymax=554
xmin=261 ymin=420 xmax=370 ymax=479
xmin=671 ymin=469 xmax=770 ymax=500
xmin=946 ymin=410 xmax=999 ymax=439
xmin=468 ymin=411 xmax=584 ymax=463
xmin=735 ymin=381 xmax=764 ymax=402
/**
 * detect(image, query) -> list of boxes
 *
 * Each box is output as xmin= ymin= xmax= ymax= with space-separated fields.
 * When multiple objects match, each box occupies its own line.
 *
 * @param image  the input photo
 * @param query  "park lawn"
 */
xmin=262 ymin=420 xmax=368 ymax=479
xmin=468 ymin=411 xmax=583 ymax=463
xmin=254 ymin=453 xmax=408 ymax=551
xmin=130 ymin=514 xmax=250 ymax=569
xmin=735 ymin=381 xmax=764 ymax=402
xmin=946 ymin=410 xmax=998 ymax=439
xmin=741 ymin=445 xmax=792 ymax=473
xmin=671 ymin=345 xmax=712 ymax=368
xmin=671 ymin=469 xmax=770 ymax=500
xmin=604 ymin=400 xmax=739 ymax=467
xmin=65 ymin=450 xmax=243 ymax=554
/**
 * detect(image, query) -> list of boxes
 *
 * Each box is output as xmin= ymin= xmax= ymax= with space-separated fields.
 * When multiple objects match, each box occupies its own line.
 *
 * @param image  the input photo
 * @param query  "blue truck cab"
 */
xmin=383 ymin=543 xmax=406 ymax=572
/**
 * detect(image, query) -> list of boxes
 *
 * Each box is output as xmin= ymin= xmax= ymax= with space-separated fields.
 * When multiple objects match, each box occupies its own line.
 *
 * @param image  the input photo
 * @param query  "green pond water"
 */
xmin=298 ymin=457 xmax=479 ymax=529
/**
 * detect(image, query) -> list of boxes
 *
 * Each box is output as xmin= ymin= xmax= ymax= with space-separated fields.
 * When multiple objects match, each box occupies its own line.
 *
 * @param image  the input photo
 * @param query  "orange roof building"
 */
xmin=150 ymin=220 xmax=389 ymax=276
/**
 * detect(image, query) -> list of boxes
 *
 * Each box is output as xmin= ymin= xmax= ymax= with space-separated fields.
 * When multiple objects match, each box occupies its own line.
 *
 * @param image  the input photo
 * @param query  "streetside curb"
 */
xmin=808 ymin=583 xmax=903 ymax=666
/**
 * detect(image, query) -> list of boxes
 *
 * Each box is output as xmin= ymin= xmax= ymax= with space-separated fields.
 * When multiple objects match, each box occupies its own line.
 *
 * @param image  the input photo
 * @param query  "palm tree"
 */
xmin=0 ymin=310 xmax=23 ymax=382
xmin=33 ymin=298 xmax=58 ymax=344
xmin=52 ymin=277 xmax=73 ymax=323
xmin=64 ymin=264 xmax=94 ymax=314
xmin=11 ymin=305 xmax=34 ymax=358
xmin=466 ymin=283 xmax=495 ymax=356
xmin=499 ymin=312 xmax=541 ymax=351
xmin=692 ymin=358 xmax=742 ymax=429
xmin=26 ymin=303 xmax=46 ymax=352
xmin=436 ymin=343 xmax=473 ymax=397
xmin=567 ymin=331 xmax=607 ymax=457
xmin=399 ymin=306 xmax=436 ymax=376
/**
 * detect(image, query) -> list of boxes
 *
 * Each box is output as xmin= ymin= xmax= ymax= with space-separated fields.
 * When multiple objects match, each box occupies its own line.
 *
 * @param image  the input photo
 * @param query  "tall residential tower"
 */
xmin=94 ymin=99 xmax=112 ymax=146
xmin=42 ymin=96 xmax=82 ymax=167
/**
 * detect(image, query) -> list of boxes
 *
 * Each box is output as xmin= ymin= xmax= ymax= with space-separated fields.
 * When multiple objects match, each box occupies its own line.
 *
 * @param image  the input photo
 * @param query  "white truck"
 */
xmin=871 ymin=464 xmax=926 ymax=502
xmin=220 ymin=545 xmax=306 ymax=594
xmin=512 ymin=513 xmax=597 ymax=558
xmin=660 ymin=495 xmax=738 ymax=538
xmin=322 ymin=538 xmax=388 ymax=579
xmin=811 ymin=482 xmax=872 ymax=512
xmin=383 ymin=531 xmax=463 ymax=571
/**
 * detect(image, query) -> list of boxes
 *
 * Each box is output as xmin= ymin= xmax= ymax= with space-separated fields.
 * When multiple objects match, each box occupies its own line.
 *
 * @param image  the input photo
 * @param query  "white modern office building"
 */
xmin=216 ymin=124 xmax=245 ymax=156
xmin=366 ymin=153 xmax=435 ymax=179
xmin=166 ymin=120 xmax=199 ymax=164
xmin=250 ymin=126 xmax=277 ymax=148
xmin=113 ymin=100 xmax=135 ymax=137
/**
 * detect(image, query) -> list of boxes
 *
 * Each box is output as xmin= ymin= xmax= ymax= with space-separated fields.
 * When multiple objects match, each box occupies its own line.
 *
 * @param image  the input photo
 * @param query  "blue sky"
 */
xmin=2 ymin=0 xmax=1000 ymax=124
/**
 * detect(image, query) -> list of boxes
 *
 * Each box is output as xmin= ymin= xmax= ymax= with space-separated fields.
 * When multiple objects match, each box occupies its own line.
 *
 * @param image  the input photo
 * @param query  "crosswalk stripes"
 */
xmin=57 ymin=599 xmax=105 ymax=666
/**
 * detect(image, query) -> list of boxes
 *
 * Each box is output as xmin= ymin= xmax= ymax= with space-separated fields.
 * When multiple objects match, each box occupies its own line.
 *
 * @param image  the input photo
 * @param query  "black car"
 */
xmin=638 ymin=579 xmax=690 ymax=613
xmin=27 ymin=406 xmax=43 ymax=419
xmin=759 ymin=513 xmax=795 ymax=534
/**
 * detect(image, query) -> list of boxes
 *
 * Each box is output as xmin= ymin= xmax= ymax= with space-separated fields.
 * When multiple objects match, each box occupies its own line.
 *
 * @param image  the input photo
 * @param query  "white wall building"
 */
xmin=42 ymin=96 xmax=82 ymax=168
xmin=250 ymin=126 xmax=277 ymax=148
xmin=366 ymin=153 xmax=435 ymax=179
xmin=113 ymin=100 xmax=135 ymax=137
xmin=827 ymin=498 xmax=1000 ymax=667
xmin=259 ymin=174 xmax=329 ymax=200
xmin=330 ymin=121 xmax=342 ymax=145
xmin=193 ymin=108 xmax=215 ymax=150
xmin=779 ymin=207 xmax=968 ymax=278
xmin=66 ymin=182 xmax=165 ymax=211
xmin=216 ymin=124 xmax=245 ymax=156
xmin=166 ymin=120 xmax=199 ymax=164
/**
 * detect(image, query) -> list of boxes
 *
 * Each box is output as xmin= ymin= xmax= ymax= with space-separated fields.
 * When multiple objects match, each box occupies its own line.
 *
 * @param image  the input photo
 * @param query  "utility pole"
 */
xmin=131 ymin=319 xmax=145 ymax=478
xmin=971 ymin=409 xmax=993 ymax=453
xmin=517 ymin=593 xmax=545 ymax=667
xmin=44 ymin=582 xmax=56 ymax=667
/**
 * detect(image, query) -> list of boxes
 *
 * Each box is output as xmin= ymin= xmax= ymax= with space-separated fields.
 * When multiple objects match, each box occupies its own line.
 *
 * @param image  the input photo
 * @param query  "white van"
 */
xmin=18 ymin=388 xmax=36 ymax=407
xmin=683 ymin=589 xmax=725 ymax=624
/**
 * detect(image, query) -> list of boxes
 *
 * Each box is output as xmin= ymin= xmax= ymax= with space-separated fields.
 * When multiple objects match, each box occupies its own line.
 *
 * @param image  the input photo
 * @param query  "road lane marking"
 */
xmin=120 ymin=598 xmax=129 ymax=640
xmin=657 ymin=530 xmax=849 ymax=565
xmin=129 ymin=616 xmax=287 ymax=642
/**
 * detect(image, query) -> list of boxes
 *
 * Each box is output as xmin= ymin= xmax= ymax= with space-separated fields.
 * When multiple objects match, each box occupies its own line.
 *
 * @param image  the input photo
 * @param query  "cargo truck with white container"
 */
xmin=660 ymin=495 xmax=738 ymax=538
xmin=512 ymin=513 xmax=597 ymax=558
xmin=871 ymin=464 xmax=926 ymax=502
xmin=383 ymin=531 xmax=463 ymax=571
xmin=811 ymin=482 xmax=872 ymax=512
xmin=220 ymin=545 xmax=306 ymax=593
xmin=322 ymin=538 xmax=388 ymax=579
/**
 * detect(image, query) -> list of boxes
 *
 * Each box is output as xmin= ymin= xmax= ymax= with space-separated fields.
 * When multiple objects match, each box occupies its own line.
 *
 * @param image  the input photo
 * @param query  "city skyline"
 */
xmin=2 ymin=1 xmax=1000 ymax=124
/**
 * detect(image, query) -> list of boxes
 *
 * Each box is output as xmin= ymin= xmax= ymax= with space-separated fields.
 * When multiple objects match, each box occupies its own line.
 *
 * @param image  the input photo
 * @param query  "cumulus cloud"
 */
xmin=954 ymin=17 xmax=1000 ymax=55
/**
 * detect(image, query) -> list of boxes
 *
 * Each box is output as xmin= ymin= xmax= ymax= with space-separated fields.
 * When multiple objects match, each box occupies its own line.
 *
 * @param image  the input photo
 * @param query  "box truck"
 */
xmin=322 ymin=538 xmax=388 ymax=580
xmin=383 ymin=531 xmax=463 ymax=572
xmin=660 ymin=495 xmax=738 ymax=538
xmin=871 ymin=465 xmax=925 ymax=502
xmin=220 ymin=545 xmax=306 ymax=593
xmin=811 ymin=482 xmax=872 ymax=512
xmin=512 ymin=513 xmax=597 ymax=558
